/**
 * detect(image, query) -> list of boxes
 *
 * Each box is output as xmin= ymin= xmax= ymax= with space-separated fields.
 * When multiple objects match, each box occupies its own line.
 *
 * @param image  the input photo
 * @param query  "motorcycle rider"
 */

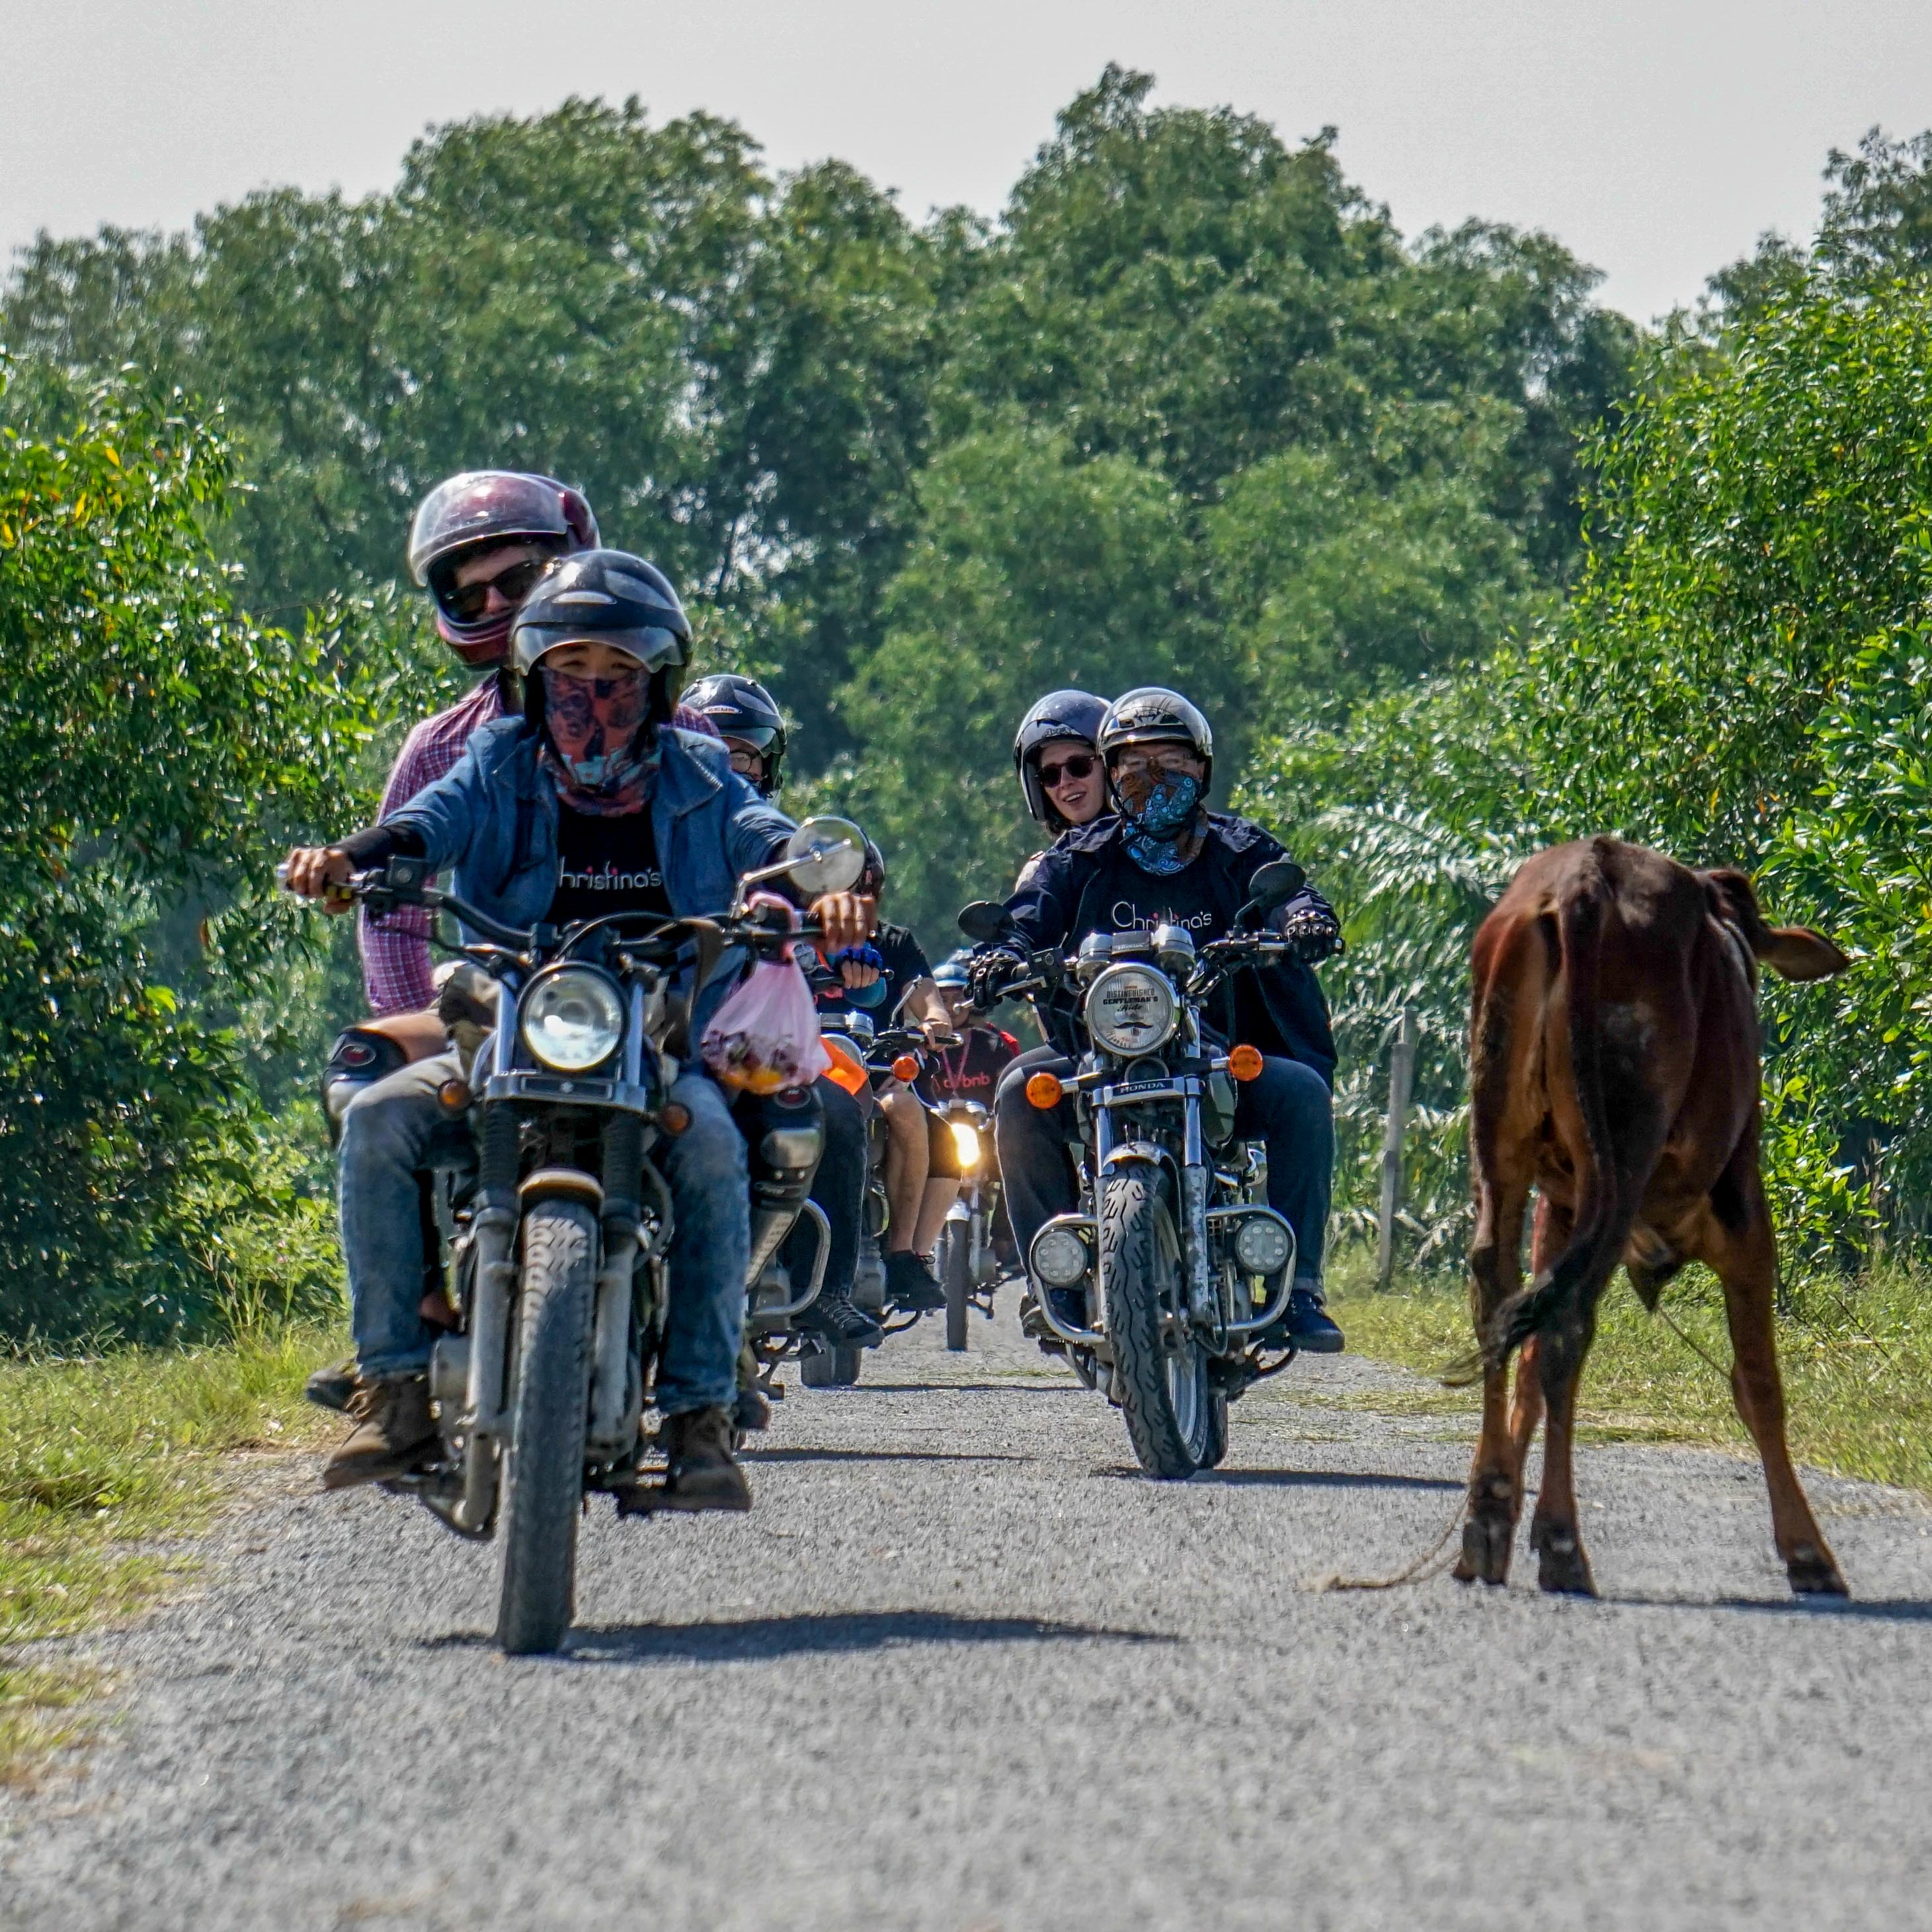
xmin=973 ymin=686 xmax=1346 ymax=1352
xmin=812 ymin=842 xmax=959 ymax=1312
xmin=283 ymin=551 xmax=876 ymax=1509
xmin=908 ymin=952 xmax=1021 ymax=1258
xmin=1012 ymin=689 xmax=1110 ymax=890
xmin=680 ymin=673 xmax=883 ymax=1351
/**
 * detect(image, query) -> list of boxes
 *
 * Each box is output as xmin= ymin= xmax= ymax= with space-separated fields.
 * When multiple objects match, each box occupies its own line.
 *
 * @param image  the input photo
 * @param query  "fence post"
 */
xmin=1376 ymin=1004 xmax=1420 ymax=1291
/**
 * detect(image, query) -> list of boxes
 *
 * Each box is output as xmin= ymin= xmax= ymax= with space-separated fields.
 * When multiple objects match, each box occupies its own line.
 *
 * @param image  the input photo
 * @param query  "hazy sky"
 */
xmin=3 ymin=0 xmax=1929 ymax=323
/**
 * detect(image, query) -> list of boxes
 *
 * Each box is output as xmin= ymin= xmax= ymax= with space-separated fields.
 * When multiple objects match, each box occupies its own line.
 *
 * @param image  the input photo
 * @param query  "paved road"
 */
xmin=6 ymin=1304 xmax=1932 ymax=1931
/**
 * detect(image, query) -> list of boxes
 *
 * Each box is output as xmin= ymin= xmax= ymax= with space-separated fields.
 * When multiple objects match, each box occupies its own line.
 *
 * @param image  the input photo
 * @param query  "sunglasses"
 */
xmin=436 ymin=556 xmax=551 ymax=624
xmin=1112 ymin=748 xmax=1203 ymax=780
xmin=1037 ymin=752 xmax=1098 ymax=788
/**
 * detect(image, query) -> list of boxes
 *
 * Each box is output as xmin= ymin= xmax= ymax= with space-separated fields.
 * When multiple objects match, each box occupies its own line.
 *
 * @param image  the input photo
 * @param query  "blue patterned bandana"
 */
xmin=1121 ymin=773 xmax=1202 ymax=875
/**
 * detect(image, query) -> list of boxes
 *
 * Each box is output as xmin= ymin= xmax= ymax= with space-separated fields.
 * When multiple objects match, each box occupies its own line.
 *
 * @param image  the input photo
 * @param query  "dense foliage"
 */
xmin=1244 ymin=271 xmax=1932 ymax=1270
xmin=0 ymin=368 xmax=396 ymax=1342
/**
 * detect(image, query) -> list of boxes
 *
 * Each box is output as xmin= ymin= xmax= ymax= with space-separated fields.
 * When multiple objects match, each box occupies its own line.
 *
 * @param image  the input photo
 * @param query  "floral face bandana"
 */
xmin=539 ymin=663 xmax=652 ymax=815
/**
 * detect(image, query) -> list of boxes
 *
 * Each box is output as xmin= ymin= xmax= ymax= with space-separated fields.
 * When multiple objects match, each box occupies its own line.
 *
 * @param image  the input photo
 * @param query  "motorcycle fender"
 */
xmin=1100 ymin=1140 xmax=1176 ymax=1190
xmin=517 ymin=1167 xmax=606 ymax=1214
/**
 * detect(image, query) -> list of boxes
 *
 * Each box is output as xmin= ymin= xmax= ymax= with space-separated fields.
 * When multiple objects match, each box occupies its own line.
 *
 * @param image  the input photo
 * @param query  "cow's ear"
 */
xmin=1758 ymin=926 xmax=1851 ymax=983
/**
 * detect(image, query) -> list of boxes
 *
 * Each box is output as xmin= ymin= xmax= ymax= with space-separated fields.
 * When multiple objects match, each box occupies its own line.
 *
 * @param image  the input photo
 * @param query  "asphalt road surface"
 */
xmin=7 ymin=1304 xmax=1932 ymax=1932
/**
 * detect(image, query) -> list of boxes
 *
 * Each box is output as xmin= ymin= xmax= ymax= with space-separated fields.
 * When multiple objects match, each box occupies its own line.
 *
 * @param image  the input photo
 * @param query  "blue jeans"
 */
xmin=339 ymin=1055 xmax=748 ymax=1414
xmin=994 ymin=1047 xmax=1334 ymax=1287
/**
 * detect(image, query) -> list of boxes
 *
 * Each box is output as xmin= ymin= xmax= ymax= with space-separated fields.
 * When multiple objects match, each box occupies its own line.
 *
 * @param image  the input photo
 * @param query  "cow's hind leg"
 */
xmin=1456 ymin=1170 xmax=1531 ymax=1586
xmin=1505 ymin=1199 xmax=1569 ymax=1525
xmin=1701 ymin=1179 xmax=1847 ymax=1597
xmin=1529 ymin=1331 xmax=1597 ymax=1596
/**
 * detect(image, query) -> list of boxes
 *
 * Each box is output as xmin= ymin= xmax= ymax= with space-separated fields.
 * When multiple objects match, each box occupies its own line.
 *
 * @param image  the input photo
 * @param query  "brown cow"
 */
xmin=1456 ymin=836 xmax=1851 ymax=1597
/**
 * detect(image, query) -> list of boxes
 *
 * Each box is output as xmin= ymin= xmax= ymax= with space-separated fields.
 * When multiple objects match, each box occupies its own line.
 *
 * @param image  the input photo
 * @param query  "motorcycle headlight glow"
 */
xmin=1232 ymin=1212 xmax=1295 ymax=1277
xmin=949 ymin=1121 xmax=982 ymax=1170
xmin=1083 ymin=962 xmax=1178 ymax=1057
xmin=519 ymin=967 xmax=624 ymax=1072
xmin=1031 ymin=1225 xmax=1091 ymax=1289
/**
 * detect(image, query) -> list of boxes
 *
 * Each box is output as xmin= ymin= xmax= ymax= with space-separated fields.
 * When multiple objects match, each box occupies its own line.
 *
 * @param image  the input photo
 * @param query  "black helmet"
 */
xmin=1098 ymin=686 xmax=1213 ymax=799
xmin=684 ymin=673 xmax=787 ymax=795
xmin=510 ymin=550 xmax=691 ymax=678
xmin=1013 ymin=688 xmax=1110 ymax=826
xmin=858 ymin=836 xmax=886 ymax=901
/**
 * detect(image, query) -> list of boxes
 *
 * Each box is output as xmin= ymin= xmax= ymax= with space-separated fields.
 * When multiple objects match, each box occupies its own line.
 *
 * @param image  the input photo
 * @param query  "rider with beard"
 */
xmin=283 ymin=552 xmax=875 ymax=1511
xmin=973 ymin=686 xmax=1346 ymax=1353
xmin=682 ymin=673 xmax=885 ymax=1353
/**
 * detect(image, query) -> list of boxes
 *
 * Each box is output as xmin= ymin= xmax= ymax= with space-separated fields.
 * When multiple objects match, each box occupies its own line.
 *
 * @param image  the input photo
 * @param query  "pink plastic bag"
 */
xmin=700 ymin=896 xmax=830 ymax=1095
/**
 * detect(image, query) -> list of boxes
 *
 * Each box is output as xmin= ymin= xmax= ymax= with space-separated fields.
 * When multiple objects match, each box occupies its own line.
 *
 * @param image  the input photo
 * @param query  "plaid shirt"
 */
xmin=359 ymin=678 xmax=719 ymax=1014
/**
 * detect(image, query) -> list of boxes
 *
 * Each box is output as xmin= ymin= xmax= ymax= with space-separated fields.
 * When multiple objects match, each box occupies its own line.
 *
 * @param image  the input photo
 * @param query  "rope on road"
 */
xmin=1304 ymin=1497 xmax=1466 ymax=1593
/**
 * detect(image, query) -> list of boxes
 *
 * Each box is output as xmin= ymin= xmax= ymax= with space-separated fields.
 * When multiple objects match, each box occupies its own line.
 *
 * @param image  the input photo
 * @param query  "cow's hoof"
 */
xmin=1531 ymin=1523 xmax=1597 ymax=1597
xmin=1786 ymin=1544 xmax=1849 ymax=1597
xmin=1455 ymin=1513 xmax=1513 ymax=1586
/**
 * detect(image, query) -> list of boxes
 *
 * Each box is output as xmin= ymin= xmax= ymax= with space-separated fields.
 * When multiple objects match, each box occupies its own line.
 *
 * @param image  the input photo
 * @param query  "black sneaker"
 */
xmin=797 ymin=1288 xmax=885 ymax=1348
xmin=885 ymin=1250 xmax=946 ymax=1312
xmin=1283 ymin=1285 xmax=1344 ymax=1353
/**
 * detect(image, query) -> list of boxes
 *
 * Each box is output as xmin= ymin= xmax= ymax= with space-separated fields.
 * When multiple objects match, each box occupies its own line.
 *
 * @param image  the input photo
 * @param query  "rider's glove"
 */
xmin=968 ymin=949 xmax=1025 ymax=1008
xmin=1277 ymin=912 xmax=1342 ymax=965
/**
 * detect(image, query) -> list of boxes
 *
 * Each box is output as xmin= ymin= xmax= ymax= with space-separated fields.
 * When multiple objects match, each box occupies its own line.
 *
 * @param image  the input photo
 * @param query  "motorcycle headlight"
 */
xmin=1084 ymin=962 xmax=1178 ymax=1057
xmin=520 ymin=967 xmax=624 ymax=1072
xmin=1031 ymin=1225 xmax=1090 ymax=1289
xmin=949 ymin=1121 xmax=982 ymax=1170
xmin=1232 ymin=1212 xmax=1295 ymax=1277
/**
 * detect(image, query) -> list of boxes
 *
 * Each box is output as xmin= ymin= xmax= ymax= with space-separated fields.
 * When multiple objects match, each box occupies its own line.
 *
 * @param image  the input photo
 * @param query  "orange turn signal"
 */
xmin=821 ymin=1037 xmax=868 ymax=1098
xmin=1228 ymin=1044 xmax=1264 ymax=1082
xmin=891 ymin=1054 xmax=920 ymax=1084
xmin=1025 ymin=1070 xmax=1064 ymax=1110
xmin=436 ymin=1077 xmax=473 ymax=1112
xmin=659 ymin=1102 xmax=693 ymax=1136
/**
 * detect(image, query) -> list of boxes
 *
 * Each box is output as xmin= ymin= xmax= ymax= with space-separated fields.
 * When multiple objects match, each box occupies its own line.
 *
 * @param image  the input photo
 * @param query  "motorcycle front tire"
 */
xmin=941 ymin=1224 xmax=971 ymax=1351
xmin=1101 ymin=1170 xmax=1215 ymax=1479
xmin=495 ymin=1198 xmax=597 ymax=1656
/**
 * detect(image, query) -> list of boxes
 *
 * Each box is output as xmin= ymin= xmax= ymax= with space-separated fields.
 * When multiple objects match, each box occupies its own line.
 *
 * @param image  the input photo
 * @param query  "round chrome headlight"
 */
xmin=1232 ymin=1213 xmax=1295 ymax=1277
xmin=1084 ymin=962 xmax=1178 ymax=1057
xmin=1031 ymin=1225 xmax=1091 ymax=1289
xmin=520 ymin=967 xmax=624 ymax=1072
xmin=949 ymin=1121 xmax=982 ymax=1171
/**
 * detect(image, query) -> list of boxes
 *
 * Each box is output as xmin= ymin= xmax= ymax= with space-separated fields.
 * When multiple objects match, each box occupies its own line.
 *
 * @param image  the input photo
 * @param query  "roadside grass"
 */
xmin=0 ymin=1323 xmax=342 ymax=1782
xmin=1328 ymin=1255 xmax=1932 ymax=1495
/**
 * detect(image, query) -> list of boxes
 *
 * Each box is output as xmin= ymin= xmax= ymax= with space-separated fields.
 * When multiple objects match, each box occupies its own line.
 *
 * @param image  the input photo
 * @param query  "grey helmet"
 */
xmin=1097 ymin=686 xmax=1213 ymax=800
xmin=684 ymin=672 xmax=786 ymax=795
xmin=1013 ymin=688 xmax=1110 ymax=826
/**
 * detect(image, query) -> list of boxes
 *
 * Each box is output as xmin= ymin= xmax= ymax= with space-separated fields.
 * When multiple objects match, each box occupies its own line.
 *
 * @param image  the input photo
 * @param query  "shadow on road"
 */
xmin=436 ymin=1611 xmax=1180 ymax=1665
xmin=1609 ymin=1592 xmax=1932 ymax=1623
xmin=1094 ymin=1465 xmax=1462 ymax=1492
xmin=745 ymin=1446 xmax=1031 ymax=1464
xmin=809 ymin=1381 xmax=1078 ymax=1396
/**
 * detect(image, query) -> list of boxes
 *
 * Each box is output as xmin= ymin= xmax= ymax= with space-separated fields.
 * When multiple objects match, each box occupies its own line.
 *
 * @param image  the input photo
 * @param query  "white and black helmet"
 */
xmin=1097 ymin=687 xmax=1214 ymax=796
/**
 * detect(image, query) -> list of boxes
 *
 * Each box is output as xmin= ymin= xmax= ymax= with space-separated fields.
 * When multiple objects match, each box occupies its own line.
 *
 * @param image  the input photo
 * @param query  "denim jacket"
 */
xmin=383 ymin=717 xmax=796 ymax=1034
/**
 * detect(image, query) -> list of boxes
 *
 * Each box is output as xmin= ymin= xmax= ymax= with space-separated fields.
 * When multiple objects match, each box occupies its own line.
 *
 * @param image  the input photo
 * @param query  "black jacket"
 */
xmin=994 ymin=811 xmax=1338 ymax=1084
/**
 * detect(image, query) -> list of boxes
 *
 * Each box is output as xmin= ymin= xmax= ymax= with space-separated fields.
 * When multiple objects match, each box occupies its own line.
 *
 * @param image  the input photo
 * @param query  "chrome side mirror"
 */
xmin=781 ymin=816 xmax=867 ymax=897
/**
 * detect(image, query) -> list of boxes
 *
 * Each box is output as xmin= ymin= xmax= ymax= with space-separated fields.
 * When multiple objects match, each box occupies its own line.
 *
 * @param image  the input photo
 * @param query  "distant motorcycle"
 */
xmin=959 ymin=861 xmax=1311 ymax=1478
xmin=931 ymin=1092 xmax=1000 ymax=1351
xmin=292 ymin=817 xmax=867 ymax=1654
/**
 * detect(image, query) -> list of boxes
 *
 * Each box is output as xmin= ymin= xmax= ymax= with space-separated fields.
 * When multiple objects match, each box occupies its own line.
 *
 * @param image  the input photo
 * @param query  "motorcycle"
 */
xmin=931 ymin=1092 xmax=1001 ymax=1352
xmin=292 ymin=815 xmax=867 ymax=1654
xmin=788 ymin=1016 xmax=944 ymax=1389
xmin=958 ymin=860 xmax=1311 ymax=1479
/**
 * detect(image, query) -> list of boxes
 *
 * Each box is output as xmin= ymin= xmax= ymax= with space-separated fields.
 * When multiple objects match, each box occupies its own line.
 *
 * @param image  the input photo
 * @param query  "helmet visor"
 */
xmin=409 ymin=473 xmax=577 ymax=584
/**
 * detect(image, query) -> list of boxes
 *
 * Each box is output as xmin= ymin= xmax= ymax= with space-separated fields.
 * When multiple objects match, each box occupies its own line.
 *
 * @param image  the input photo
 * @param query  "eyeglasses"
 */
xmin=1037 ymin=752 xmax=1098 ymax=789
xmin=1112 ymin=748 xmax=1203 ymax=781
xmin=436 ymin=556 xmax=551 ymax=624
xmin=727 ymin=748 xmax=766 ymax=776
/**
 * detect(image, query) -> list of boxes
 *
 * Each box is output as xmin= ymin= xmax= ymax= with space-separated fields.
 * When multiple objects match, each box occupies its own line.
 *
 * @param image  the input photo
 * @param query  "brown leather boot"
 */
xmin=616 ymin=1406 xmax=751 ymax=1515
xmin=321 ymin=1375 xmax=438 ymax=1492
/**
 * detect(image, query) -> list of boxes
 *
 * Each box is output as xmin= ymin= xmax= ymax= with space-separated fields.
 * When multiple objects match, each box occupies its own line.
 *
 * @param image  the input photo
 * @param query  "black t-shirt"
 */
xmin=546 ymin=805 xmax=672 ymax=927
xmin=1068 ymin=845 xmax=1260 ymax=1048
xmin=916 ymin=1025 xmax=1020 ymax=1107
xmin=811 ymin=919 xmax=932 ymax=1024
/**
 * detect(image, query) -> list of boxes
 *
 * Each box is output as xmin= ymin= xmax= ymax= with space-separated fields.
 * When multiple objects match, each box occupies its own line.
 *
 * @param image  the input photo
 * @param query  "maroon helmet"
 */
xmin=407 ymin=471 xmax=600 ymax=667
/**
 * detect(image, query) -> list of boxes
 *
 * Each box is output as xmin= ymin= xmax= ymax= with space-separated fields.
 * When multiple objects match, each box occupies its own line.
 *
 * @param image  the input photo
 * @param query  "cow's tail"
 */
xmin=1488 ymin=860 xmax=1632 ymax=1369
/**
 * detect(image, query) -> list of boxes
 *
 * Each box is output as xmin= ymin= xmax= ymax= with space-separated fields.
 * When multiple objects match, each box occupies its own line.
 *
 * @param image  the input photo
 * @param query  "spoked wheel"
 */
xmin=1101 ymin=1170 xmax=1214 ymax=1478
xmin=799 ymin=1343 xmax=864 ymax=1388
xmin=495 ymin=1200 xmax=596 ymax=1655
xmin=941 ymin=1224 xmax=971 ymax=1351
